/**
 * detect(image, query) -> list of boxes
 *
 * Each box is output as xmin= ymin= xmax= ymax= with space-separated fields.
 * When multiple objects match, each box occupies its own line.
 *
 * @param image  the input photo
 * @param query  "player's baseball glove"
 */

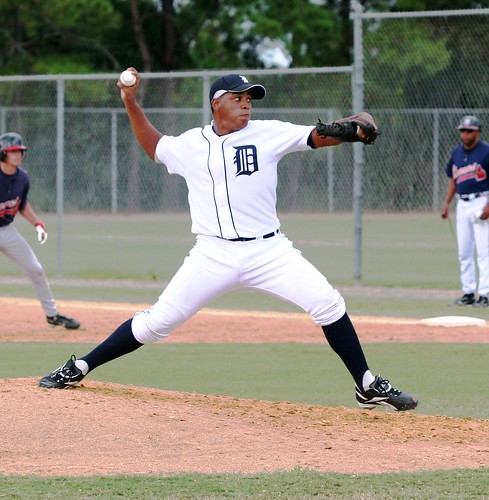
xmin=316 ymin=112 xmax=379 ymax=145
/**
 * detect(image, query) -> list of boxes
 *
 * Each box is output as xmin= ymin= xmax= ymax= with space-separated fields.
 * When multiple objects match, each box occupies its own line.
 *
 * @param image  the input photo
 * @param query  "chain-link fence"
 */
xmin=2 ymin=7 xmax=488 ymax=215
xmin=358 ymin=6 xmax=489 ymax=211
xmin=1 ymin=8 xmax=489 ymax=280
xmin=0 ymin=68 xmax=353 ymax=215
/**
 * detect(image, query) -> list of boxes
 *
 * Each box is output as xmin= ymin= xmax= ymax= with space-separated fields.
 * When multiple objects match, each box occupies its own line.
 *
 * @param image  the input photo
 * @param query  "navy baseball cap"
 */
xmin=209 ymin=74 xmax=266 ymax=102
xmin=458 ymin=115 xmax=481 ymax=131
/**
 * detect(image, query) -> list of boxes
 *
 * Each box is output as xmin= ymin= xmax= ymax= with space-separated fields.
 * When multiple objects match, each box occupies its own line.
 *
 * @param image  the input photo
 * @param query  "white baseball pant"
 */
xmin=456 ymin=195 xmax=489 ymax=296
xmin=132 ymin=233 xmax=346 ymax=344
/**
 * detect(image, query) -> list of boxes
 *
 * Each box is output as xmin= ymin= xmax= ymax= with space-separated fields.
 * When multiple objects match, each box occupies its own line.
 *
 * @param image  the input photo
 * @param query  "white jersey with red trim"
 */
xmin=155 ymin=119 xmax=313 ymax=239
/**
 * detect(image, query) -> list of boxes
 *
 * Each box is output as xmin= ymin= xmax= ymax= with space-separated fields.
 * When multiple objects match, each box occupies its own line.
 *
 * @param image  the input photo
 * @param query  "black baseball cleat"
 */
xmin=473 ymin=295 xmax=489 ymax=307
xmin=454 ymin=293 xmax=476 ymax=306
xmin=39 ymin=355 xmax=85 ymax=389
xmin=46 ymin=313 xmax=81 ymax=330
xmin=355 ymin=375 xmax=418 ymax=411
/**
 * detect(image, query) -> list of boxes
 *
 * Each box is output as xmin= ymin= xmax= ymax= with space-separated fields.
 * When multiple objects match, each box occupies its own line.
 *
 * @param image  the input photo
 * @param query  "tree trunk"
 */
xmin=161 ymin=0 xmax=180 ymax=70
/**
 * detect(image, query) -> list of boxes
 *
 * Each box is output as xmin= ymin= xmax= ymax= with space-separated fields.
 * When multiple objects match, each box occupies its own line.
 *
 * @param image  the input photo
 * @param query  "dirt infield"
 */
xmin=1 ymin=296 xmax=488 ymax=344
xmin=1 ymin=297 xmax=488 ymax=476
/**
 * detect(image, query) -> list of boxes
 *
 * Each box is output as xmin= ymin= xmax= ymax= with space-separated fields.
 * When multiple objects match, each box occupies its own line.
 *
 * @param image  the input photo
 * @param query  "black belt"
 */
xmin=224 ymin=229 xmax=280 ymax=242
xmin=459 ymin=192 xmax=489 ymax=201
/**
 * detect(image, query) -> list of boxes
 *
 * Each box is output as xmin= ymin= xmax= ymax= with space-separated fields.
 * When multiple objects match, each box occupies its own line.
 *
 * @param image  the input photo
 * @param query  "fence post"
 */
xmin=432 ymin=110 xmax=440 ymax=212
xmin=56 ymin=78 xmax=65 ymax=277
xmin=111 ymin=111 xmax=118 ymax=213
xmin=351 ymin=0 xmax=365 ymax=285
xmin=202 ymin=75 xmax=211 ymax=125
xmin=0 ymin=108 xmax=5 ymax=132
xmin=327 ymin=109 xmax=335 ymax=212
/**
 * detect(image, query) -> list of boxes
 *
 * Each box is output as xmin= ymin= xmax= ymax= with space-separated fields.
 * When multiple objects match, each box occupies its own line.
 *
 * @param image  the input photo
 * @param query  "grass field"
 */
xmin=2 ymin=342 xmax=488 ymax=420
xmin=0 ymin=212 xmax=474 ymax=318
xmin=2 ymin=469 xmax=488 ymax=499
xmin=0 ymin=212 xmax=461 ymax=290
xmin=1 ymin=212 xmax=488 ymax=498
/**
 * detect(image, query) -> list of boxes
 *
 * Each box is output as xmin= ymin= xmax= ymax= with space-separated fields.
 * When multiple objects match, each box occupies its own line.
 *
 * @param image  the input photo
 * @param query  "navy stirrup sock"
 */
xmin=321 ymin=312 xmax=369 ymax=388
xmin=80 ymin=318 xmax=143 ymax=372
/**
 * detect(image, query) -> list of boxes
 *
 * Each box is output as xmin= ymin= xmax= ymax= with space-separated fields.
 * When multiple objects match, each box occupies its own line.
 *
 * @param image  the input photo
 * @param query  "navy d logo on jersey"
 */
xmin=234 ymin=145 xmax=258 ymax=176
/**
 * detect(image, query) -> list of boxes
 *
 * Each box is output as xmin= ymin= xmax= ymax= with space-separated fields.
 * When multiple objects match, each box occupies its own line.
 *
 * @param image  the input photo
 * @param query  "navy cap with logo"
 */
xmin=457 ymin=115 xmax=481 ymax=131
xmin=209 ymin=74 xmax=266 ymax=103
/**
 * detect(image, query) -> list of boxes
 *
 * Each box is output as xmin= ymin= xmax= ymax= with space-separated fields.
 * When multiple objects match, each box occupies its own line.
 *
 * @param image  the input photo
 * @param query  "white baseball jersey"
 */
xmin=155 ymin=120 xmax=313 ymax=239
xmin=132 ymin=119 xmax=346 ymax=344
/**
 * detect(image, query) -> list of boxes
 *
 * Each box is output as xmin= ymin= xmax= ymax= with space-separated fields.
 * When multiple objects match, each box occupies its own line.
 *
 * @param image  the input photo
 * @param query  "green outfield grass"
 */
xmin=1 ymin=211 xmax=476 ymax=317
xmin=2 ymin=342 xmax=487 ymax=419
xmin=0 ymin=210 xmax=477 ymax=318
xmin=1 ymin=468 xmax=488 ymax=499
xmin=0 ymin=213 xmax=472 ymax=319
xmin=0 ymin=212 xmax=461 ymax=289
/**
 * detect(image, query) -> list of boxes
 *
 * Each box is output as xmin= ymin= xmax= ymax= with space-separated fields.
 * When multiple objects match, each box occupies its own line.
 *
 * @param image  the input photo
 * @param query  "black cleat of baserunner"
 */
xmin=46 ymin=314 xmax=81 ymax=330
xmin=454 ymin=293 xmax=476 ymax=306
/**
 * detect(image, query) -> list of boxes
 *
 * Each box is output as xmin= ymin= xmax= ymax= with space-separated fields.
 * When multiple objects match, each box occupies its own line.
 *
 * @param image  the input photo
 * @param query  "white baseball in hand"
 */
xmin=120 ymin=70 xmax=136 ymax=87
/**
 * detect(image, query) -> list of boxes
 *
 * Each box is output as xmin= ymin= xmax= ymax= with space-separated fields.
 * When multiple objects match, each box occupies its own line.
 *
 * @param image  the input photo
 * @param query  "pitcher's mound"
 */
xmin=2 ymin=378 xmax=489 ymax=476
xmin=418 ymin=316 xmax=486 ymax=327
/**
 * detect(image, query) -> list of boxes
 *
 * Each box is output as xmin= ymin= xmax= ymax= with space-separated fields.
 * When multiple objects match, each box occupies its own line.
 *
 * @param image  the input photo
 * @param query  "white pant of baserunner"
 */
xmin=456 ymin=196 xmax=489 ymax=296
xmin=132 ymin=233 xmax=346 ymax=344
xmin=0 ymin=224 xmax=58 ymax=316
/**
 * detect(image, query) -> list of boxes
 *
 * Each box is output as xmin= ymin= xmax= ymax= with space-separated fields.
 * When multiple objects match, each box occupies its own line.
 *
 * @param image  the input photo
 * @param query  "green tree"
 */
xmin=0 ymin=0 xmax=122 ymax=74
xmin=0 ymin=0 xmax=368 ymax=75
xmin=2 ymin=0 xmax=489 ymax=75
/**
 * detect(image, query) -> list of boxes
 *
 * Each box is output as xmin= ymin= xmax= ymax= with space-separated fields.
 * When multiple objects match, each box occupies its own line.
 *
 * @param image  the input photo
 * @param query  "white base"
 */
xmin=418 ymin=316 xmax=486 ymax=327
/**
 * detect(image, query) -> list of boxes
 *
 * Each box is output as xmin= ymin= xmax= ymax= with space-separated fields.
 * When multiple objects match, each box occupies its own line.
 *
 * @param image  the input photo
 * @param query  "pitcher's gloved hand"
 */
xmin=316 ymin=112 xmax=379 ymax=144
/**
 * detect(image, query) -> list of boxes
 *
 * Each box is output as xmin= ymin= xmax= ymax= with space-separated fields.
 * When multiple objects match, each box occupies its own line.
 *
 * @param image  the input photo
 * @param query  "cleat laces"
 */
xmin=54 ymin=355 xmax=79 ymax=383
xmin=376 ymin=378 xmax=400 ymax=396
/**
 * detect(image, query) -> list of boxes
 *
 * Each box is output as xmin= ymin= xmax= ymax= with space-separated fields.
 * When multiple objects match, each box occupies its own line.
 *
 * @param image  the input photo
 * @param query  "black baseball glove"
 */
xmin=316 ymin=112 xmax=379 ymax=145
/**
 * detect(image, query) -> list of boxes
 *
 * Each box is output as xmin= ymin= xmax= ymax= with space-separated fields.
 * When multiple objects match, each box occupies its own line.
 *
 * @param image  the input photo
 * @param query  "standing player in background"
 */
xmin=441 ymin=116 xmax=489 ymax=308
xmin=0 ymin=132 xmax=80 ymax=329
xmin=39 ymin=71 xmax=418 ymax=412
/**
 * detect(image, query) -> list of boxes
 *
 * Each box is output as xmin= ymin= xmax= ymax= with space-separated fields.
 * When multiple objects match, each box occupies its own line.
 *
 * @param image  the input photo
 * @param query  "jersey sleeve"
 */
xmin=154 ymin=129 xmax=203 ymax=176
xmin=445 ymin=151 xmax=455 ymax=178
xmin=259 ymin=120 xmax=313 ymax=160
xmin=482 ymin=146 xmax=489 ymax=170
xmin=445 ymin=160 xmax=453 ymax=178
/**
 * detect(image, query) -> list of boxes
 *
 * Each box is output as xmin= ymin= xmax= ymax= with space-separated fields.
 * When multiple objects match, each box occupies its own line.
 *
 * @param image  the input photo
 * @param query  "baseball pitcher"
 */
xmin=39 ymin=72 xmax=417 ymax=412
